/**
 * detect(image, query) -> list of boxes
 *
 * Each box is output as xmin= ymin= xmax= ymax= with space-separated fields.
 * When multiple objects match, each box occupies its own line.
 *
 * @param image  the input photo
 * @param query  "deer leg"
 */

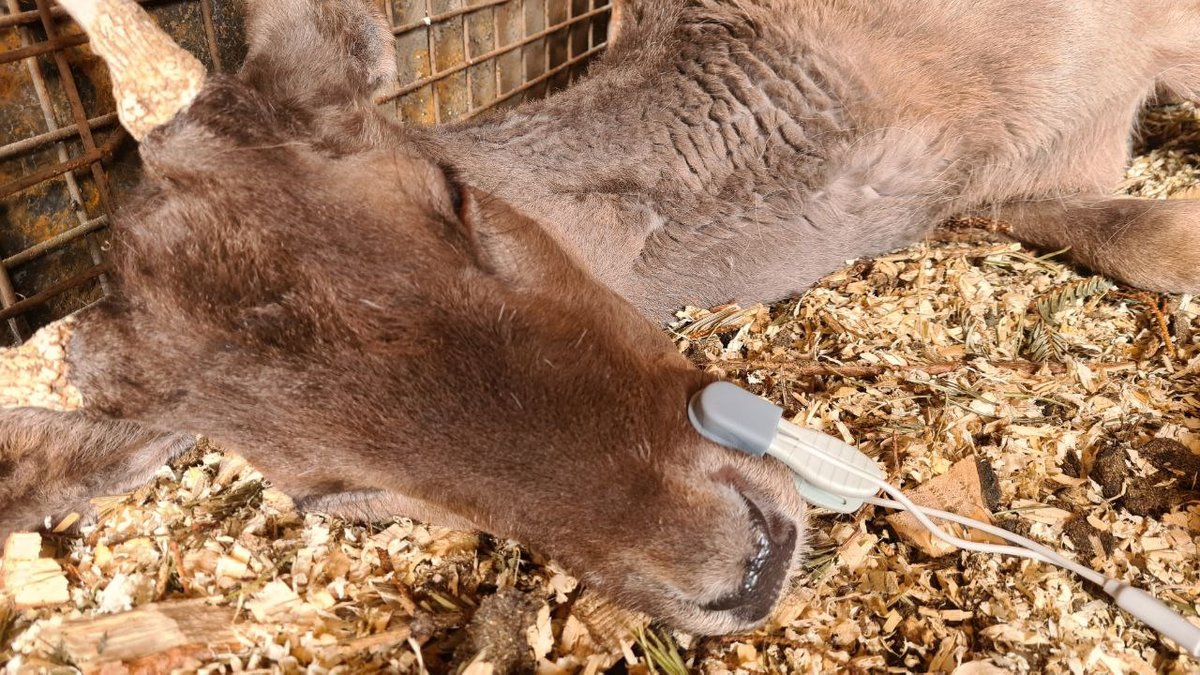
xmin=0 ymin=316 xmax=194 ymax=539
xmin=977 ymin=195 xmax=1200 ymax=293
xmin=0 ymin=408 xmax=194 ymax=539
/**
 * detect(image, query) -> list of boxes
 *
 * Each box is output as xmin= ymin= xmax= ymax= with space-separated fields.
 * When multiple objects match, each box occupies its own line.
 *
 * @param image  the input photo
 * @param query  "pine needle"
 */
xmin=636 ymin=625 xmax=689 ymax=675
xmin=1023 ymin=277 xmax=1113 ymax=361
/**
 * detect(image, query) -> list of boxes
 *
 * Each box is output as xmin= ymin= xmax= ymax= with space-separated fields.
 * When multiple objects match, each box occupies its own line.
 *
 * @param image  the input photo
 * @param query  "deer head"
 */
xmin=47 ymin=0 xmax=807 ymax=634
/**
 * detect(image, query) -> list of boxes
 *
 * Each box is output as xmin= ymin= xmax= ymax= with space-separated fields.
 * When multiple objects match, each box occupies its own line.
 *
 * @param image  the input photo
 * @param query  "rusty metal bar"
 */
xmin=468 ymin=41 xmax=603 ymax=117
xmin=566 ymin=0 xmax=574 ymax=84
xmin=377 ymin=4 xmax=608 ymax=104
xmin=0 ymin=132 xmax=123 ymax=202
xmin=392 ymin=0 xmax=508 ymax=35
xmin=0 ymin=32 xmax=87 ymax=66
xmin=198 ymin=0 xmax=223 ymax=72
xmin=543 ymin=0 xmax=550 ymax=89
xmin=520 ymin=0 xmax=527 ymax=99
xmin=2 ymin=217 xmax=108 ymax=271
xmin=0 ymin=263 xmax=111 ymax=324
xmin=491 ymin=1 xmax=501 ymax=97
xmin=0 ymin=113 xmax=118 ymax=162
xmin=0 ymin=5 xmax=58 ymax=28
xmin=0 ymin=273 xmax=26 ymax=344
xmin=427 ymin=0 xmax=440 ymax=124
xmin=462 ymin=3 xmax=472 ymax=113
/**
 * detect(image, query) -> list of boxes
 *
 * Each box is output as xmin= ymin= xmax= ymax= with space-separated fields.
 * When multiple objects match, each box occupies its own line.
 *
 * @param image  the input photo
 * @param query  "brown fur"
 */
xmin=2 ymin=0 xmax=1199 ymax=635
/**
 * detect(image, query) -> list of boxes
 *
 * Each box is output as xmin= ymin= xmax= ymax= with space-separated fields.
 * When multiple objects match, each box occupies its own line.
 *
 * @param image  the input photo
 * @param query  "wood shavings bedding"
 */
xmin=2 ymin=104 xmax=1199 ymax=675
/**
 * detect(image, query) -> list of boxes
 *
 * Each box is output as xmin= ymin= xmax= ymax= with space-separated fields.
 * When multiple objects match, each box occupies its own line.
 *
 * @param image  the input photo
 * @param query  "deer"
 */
xmin=1 ymin=0 xmax=1197 ymax=636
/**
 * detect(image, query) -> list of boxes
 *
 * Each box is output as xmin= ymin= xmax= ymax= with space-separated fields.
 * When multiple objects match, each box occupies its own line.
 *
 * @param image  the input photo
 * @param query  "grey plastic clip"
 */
xmin=687 ymin=381 xmax=781 ymax=457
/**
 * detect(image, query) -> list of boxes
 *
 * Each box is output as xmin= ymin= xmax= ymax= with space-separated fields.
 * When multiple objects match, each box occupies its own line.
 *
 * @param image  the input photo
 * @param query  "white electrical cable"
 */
xmin=687 ymin=382 xmax=1200 ymax=655
xmin=770 ymin=429 xmax=1081 ymax=575
xmin=859 ymin=496 xmax=1104 ymax=584
xmin=767 ymin=427 xmax=1200 ymax=657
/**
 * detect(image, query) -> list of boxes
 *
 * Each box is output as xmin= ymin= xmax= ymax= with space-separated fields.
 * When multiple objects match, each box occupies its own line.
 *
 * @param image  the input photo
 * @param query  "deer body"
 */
xmin=1 ymin=0 xmax=1199 ymax=635
xmin=432 ymin=0 xmax=1200 ymax=316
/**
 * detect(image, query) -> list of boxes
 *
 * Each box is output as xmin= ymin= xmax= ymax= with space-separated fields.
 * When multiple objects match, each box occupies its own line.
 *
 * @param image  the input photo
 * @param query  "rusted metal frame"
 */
xmin=0 ymin=0 xmax=40 ymax=343
xmin=34 ymin=0 xmax=116 ymax=294
xmin=0 ymin=133 xmax=122 ymax=202
xmin=0 ymin=112 xmax=118 ymax=162
xmin=34 ymin=0 xmax=115 ymax=208
xmin=468 ymin=41 xmax=603 ymax=117
xmin=0 ymin=0 xmax=112 ymax=341
xmin=378 ymin=4 xmax=608 ymax=104
xmin=0 ymin=31 xmax=86 ymax=66
xmin=392 ymin=0 xmax=507 ymax=35
xmin=0 ymin=262 xmax=111 ymax=323
xmin=2 ymin=217 xmax=109 ymax=271
xmin=198 ymin=0 xmax=224 ymax=72
xmin=8 ymin=0 xmax=110 ymax=306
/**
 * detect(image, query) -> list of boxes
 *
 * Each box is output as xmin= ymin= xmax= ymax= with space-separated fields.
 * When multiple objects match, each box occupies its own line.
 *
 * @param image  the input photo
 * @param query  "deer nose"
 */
xmin=701 ymin=493 xmax=797 ymax=621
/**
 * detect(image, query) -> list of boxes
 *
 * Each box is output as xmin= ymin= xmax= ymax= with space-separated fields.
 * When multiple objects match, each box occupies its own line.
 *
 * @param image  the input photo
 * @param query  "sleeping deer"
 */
xmin=1 ymin=0 xmax=1198 ymax=635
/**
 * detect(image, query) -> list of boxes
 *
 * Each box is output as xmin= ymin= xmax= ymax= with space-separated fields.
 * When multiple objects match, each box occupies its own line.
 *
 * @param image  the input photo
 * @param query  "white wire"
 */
xmin=765 ymin=422 xmax=1200 ymax=656
xmin=768 ymin=433 xmax=1107 ymax=585
xmin=860 ymin=496 xmax=1107 ymax=586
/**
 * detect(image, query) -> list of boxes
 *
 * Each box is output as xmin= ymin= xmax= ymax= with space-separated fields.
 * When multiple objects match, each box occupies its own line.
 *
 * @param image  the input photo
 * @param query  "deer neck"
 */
xmin=422 ymin=14 xmax=853 ymax=318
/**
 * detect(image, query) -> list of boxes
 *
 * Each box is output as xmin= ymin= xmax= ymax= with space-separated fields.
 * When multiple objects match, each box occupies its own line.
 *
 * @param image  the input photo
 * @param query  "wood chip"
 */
xmin=1 ymin=533 xmax=69 ymax=609
xmin=0 ymin=318 xmax=82 ymax=411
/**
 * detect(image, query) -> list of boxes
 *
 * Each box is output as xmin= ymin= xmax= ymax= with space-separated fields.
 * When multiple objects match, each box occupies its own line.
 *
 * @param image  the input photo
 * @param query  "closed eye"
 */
xmin=438 ymin=162 xmax=465 ymax=216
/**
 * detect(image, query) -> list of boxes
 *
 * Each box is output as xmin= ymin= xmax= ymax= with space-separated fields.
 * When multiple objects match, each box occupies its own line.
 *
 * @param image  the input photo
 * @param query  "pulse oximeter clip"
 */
xmin=689 ymin=381 xmax=1200 ymax=658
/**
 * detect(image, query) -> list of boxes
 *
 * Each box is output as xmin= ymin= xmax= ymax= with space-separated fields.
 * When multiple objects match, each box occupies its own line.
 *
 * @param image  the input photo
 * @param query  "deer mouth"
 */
xmin=698 ymin=493 xmax=796 ymax=620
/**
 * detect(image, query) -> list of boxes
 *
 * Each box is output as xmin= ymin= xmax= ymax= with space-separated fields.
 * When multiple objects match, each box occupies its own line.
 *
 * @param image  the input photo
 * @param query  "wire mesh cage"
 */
xmin=0 ymin=0 xmax=610 ymax=347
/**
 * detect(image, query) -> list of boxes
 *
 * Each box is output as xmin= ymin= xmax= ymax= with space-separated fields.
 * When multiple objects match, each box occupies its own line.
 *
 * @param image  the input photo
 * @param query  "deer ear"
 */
xmin=459 ymin=188 xmax=588 ymax=291
xmin=460 ymin=188 xmax=688 ymax=364
xmin=240 ymin=0 xmax=397 ymax=102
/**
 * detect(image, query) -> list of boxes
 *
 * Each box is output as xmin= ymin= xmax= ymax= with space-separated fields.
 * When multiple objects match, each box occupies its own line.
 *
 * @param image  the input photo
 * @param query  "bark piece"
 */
xmin=29 ymin=598 xmax=239 ymax=674
xmin=885 ymin=458 xmax=1004 ymax=558
xmin=571 ymin=589 xmax=648 ymax=651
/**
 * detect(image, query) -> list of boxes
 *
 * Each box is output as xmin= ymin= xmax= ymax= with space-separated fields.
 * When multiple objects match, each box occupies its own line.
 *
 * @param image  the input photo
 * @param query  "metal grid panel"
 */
xmin=0 ymin=0 xmax=610 ymax=347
